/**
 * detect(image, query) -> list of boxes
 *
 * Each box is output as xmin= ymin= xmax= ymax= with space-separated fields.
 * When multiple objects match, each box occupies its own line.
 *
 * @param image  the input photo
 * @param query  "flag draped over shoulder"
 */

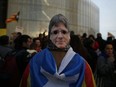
xmin=20 ymin=47 xmax=96 ymax=87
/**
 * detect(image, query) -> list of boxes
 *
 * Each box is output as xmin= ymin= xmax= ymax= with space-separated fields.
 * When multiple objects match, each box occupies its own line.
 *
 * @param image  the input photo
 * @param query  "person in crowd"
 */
xmin=82 ymin=33 xmax=88 ymax=47
xmin=38 ymin=30 xmax=48 ymax=49
xmin=0 ymin=35 xmax=13 ymax=57
xmin=88 ymin=34 xmax=101 ymax=56
xmin=14 ymin=35 xmax=33 ymax=85
xmin=84 ymin=38 xmax=98 ymax=73
xmin=26 ymin=42 xmax=38 ymax=64
xmin=107 ymin=32 xmax=115 ymax=43
xmin=97 ymin=42 xmax=116 ymax=87
xmin=70 ymin=35 xmax=94 ymax=71
xmin=70 ymin=30 xmax=75 ymax=36
xmin=20 ymin=14 xmax=96 ymax=87
xmin=96 ymin=33 xmax=106 ymax=52
xmin=13 ymin=32 xmax=22 ymax=49
xmin=70 ymin=35 xmax=88 ymax=59
xmin=9 ymin=32 xmax=22 ymax=48
xmin=0 ymin=35 xmax=15 ymax=87
xmin=112 ymin=39 xmax=116 ymax=51
xmin=41 ymin=35 xmax=48 ymax=49
xmin=16 ymin=32 xmax=22 ymax=37
xmin=33 ymin=37 xmax=42 ymax=52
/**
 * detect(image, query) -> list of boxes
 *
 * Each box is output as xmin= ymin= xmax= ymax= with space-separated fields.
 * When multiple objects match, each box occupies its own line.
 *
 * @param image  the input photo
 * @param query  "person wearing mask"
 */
xmin=20 ymin=14 xmax=96 ymax=87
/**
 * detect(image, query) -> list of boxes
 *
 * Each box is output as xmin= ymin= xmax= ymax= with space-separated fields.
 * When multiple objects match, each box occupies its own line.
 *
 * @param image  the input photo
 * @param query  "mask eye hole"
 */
xmin=51 ymin=30 xmax=69 ymax=35
xmin=51 ymin=30 xmax=58 ymax=35
xmin=53 ymin=30 xmax=58 ymax=34
xmin=61 ymin=30 xmax=68 ymax=34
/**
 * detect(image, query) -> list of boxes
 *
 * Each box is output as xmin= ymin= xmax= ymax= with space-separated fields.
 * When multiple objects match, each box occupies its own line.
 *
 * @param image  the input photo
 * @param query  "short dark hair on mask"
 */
xmin=48 ymin=14 xmax=69 ymax=38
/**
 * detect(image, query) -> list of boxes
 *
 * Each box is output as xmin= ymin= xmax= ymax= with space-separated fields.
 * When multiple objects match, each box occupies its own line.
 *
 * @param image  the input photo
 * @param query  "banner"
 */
xmin=15 ymin=26 xmax=24 ymax=33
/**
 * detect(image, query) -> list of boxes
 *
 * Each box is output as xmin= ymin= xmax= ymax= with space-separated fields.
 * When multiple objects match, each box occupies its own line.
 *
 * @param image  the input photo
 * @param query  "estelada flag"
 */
xmin=6 ymin=11 xmax=20 ymax=23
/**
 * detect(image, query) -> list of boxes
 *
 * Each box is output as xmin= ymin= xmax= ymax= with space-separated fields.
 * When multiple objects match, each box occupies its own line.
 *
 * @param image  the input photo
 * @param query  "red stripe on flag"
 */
xmin=20 ymin=64 xmax=30 ymax=87
xmin=85 ymin=62 xmax=96 ymax=87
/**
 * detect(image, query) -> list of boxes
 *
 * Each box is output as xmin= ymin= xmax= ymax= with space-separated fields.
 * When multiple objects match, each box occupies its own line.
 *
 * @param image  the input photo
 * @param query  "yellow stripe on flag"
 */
xmin=0 ymin=29 xmax=6 ymax=36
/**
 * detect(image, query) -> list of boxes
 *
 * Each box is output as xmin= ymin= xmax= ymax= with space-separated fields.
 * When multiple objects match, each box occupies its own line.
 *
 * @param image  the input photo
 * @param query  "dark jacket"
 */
xmin=97 ymin=52 xmax=116 ymax=87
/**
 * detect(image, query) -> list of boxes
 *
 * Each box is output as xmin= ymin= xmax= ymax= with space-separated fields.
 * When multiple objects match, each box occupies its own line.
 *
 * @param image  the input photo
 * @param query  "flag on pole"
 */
xmin=6 ymin=11 xmax=20 ymax=23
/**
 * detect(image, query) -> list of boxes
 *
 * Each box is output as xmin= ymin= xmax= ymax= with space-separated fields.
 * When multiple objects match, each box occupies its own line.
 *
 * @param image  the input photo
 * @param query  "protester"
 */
xmin=96 ymin=33 xmax=106 ymax=52
xmin=20 ymin=14 xmax=96 ymax=87
xmin=0 ymin=35 xmax=14 ymax=87
xmin=96 ymin=42 xmax=116 ymax=87
xmin=0 ymin=35 xmax=13 ymax=57
xmin=33 ymin=37 xmax=42 ymax=52
xmin=14 ymin=35 xmax=32 ymax=85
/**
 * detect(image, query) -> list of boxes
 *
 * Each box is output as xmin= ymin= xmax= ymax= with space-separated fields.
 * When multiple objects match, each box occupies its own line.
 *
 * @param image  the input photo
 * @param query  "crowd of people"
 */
xmin=0 ymin=14 xmax=116 ymax=87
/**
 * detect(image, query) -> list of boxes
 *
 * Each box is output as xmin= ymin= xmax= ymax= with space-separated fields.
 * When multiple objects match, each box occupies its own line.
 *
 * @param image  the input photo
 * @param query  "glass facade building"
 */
xmin=7 ymin=0 xmax=99 ymax=37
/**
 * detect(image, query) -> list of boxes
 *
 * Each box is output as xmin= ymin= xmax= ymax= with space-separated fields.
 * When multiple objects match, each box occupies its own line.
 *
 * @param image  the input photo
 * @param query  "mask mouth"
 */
xmin=47 ymin=39 xmax=70 ymax=52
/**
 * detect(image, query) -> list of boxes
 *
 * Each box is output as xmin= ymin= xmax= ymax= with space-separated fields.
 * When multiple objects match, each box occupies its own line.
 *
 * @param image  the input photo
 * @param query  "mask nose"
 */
xmin=57 ymin=32 xmax=63 ymax=38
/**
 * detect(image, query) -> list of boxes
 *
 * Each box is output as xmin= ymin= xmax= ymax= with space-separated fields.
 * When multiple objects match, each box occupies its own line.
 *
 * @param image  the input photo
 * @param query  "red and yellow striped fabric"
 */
xmin=20 ymin=62 xmax=96 ymax=87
